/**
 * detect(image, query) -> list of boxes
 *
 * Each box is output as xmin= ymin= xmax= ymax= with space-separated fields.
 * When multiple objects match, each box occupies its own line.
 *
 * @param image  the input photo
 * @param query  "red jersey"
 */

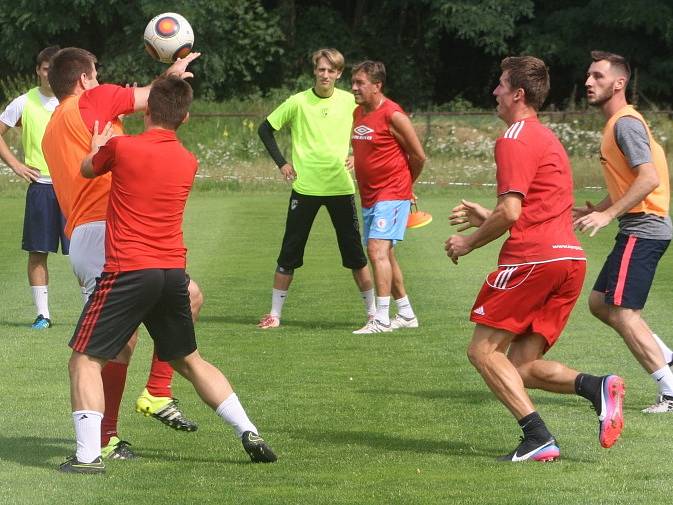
xmin=495 ymin=116 xmax=585 ymax=265
xmin=351 ymin=99 xmax=412 ymax=207
xmin=92 ymin=128 xmax=198 ymax=272
xmin=42 ymin=84 xmax=134 ymax=237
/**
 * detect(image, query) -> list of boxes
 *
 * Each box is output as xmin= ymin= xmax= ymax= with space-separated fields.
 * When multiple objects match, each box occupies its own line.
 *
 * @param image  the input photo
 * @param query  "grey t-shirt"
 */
xmin=613 ymin=116 xmax=672 ymax=240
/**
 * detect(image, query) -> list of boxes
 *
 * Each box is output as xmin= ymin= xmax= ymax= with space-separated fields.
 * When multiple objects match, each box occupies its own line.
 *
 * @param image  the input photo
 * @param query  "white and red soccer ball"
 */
xmin=144 ymin=12 xmax=194 ymax=64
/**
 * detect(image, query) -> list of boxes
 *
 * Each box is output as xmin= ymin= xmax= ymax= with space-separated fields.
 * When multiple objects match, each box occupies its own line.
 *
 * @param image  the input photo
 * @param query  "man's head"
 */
xmin=585 ymin=50 xmax=630 ymax=108
xmin=146 ymin=75 xmax=193 ymax=130
xmin=351 ymin=60 xmax=386 ymax=107
xmin=312 ymin=48 xmax=344 ymax=95
xmin=494 ymin=56 xmax=549 ymax=121
xmin=35 ymin=46 xmax=60 ymax=91
xmin=48 ymin=47 xmax=98 ymax=100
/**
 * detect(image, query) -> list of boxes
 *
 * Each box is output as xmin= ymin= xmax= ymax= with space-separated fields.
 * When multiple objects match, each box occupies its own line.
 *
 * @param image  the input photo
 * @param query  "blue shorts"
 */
xmin=593 ymin=233 xmax=670 ymax=309
xmin=362 ymin=200 xmax=410 ymax=245
xmin=22 ymin=182 xmax=69 ymax=254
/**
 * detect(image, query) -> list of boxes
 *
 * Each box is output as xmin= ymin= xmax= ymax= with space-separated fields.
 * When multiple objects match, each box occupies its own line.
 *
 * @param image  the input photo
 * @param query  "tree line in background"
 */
xmin=1 ymin=0 xmax=673 ymax=110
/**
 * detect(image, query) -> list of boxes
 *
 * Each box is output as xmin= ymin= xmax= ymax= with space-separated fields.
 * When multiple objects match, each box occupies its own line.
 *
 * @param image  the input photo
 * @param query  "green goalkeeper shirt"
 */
xmin=267 ymin=87 xmax=356 ymax=196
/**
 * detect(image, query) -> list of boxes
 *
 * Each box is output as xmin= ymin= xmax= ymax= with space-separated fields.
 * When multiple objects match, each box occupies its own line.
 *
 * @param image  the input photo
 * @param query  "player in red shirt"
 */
xmin=42 ymin=47 xmax=202 ymax=459
xmin=59 ymin=76 xmax=276 ymax=474
xmin=446 ymin=56 xmax=625 ymax=462
xmin=350 ymin=61 xmax=426 ymax=334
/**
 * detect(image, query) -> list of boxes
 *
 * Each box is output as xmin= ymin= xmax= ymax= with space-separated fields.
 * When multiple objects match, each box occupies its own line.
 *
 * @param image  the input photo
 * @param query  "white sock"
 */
xmin=31 ymin=285 xmax=49 ymax=318
xmin=651 ymin=366 xmax=673 ymax=397
xmin=215 ymin=393 xmax=258 ymax=438
xmin=361 ymin=288 xmax=376 ymax=317
xmin=395 ymin=295 xmax=415 ymax=319
xmin=81 ymin=286 xmax=90 ymax=305
xmin=652 ymin=334 xmax=673 ymax=365
xmin=270 ymin=288 xmax=288 ymax=318
xmin=72 ymin=410 xmax=103 ymax=463
xmin=375 ymin=296 xmax=390 ymax=325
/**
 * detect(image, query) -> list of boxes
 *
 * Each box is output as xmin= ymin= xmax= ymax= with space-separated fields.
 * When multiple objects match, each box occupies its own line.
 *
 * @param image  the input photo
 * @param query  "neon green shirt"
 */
xmin=21 ymin=87 xmax=54 ymax=176
xmin=267 ymin=88 xmax=356 ymax=196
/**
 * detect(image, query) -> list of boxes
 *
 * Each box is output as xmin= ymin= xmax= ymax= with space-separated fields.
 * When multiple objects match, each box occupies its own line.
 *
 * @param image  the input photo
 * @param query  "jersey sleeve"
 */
xmin=495 ymin=137 xmax=538 ymax=197
xmin=92 ymin=137 xmax=119 ymax=176
xmin=614 ymin=116 xmax=652 ymax=169
xmin=79 ymin=84 xmax=135 ymax=132
xmin=0 ymin=94 xmax=27 ymax=128
xmin=266 ymin=94 xmax=297 ymax=131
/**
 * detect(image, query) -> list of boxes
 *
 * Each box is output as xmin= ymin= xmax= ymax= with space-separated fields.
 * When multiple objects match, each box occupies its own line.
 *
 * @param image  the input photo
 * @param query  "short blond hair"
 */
xmin=311 ymin=48 xmax=344 ymax=72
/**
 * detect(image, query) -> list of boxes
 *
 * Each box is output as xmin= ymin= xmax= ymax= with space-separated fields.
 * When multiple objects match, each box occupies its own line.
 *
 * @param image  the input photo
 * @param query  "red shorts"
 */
xmin=470 ymin=260 xmax=586 ymax=351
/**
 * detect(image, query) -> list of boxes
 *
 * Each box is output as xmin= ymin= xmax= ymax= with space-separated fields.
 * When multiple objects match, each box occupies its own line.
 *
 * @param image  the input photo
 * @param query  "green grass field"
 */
xmin=0 ymin=187 xmax=671 ymax=505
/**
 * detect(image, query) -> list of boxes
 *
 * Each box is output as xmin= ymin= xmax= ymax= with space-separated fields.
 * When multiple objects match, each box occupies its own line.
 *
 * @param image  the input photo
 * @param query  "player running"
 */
xmin=349 ymin=60 xmax=425 ymax=334
xmin=58 ymin=75 xmax=276 ymax=473
xmin=576 ymin=51 xmax=673 ymax=413
xmin=446 ymin=56 xmax=625 ymax=461
xmin=42 ymin=47 xmax=199 ymax=460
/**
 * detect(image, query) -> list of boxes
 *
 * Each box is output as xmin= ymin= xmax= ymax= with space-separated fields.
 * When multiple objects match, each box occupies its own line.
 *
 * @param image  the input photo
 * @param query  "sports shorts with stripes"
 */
xmin=469 ymin=259 xmax=586 ymax=351
xmin=593 ymin=233 xmax=670 ymax=310
xmin=70 ymin=268 xmax=196 ymax=361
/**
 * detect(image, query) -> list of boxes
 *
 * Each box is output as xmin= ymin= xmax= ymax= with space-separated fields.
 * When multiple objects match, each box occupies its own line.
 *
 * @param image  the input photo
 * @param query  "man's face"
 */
xmin=83 ymin=64 xmax=100 ymax=90
xmin=313 ymin=57 xmax=341 ymax=92
xmin=585 ymin=59 xmax=619 ymax=107
xmin=36 ymin=61 xmax=50 ymax=90
xmin=493 ymin=71 xmax=517 ymax=121
xmin=351 ymin=70 xmax=380 ymax=105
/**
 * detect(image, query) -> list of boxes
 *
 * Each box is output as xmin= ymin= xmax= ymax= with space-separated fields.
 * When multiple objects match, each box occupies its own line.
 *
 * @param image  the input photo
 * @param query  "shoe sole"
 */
xmin=531 ymin=445 xmax=560 ymax=462
xmin=135 ymin=405 xmax=198 ymax=432
xmin=599 ymin=375 xmax=625 ymax=448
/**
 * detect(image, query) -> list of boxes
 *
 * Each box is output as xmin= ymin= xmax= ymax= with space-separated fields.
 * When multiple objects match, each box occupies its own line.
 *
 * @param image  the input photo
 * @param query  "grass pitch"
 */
xmin=0 ymin=187 xmax=671 ymax=505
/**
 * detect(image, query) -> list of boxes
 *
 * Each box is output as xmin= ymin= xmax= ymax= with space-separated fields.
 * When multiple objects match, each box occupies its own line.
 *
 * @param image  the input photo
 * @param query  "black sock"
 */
xmin=518 ymin=411 xmax=552 ymax=442
xmin=575 ymin=373 xmax=603 ymax=413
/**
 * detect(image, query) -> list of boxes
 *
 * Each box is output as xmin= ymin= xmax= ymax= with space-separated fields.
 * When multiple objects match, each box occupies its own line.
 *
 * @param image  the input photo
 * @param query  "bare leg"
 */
xmin=28 ymin=251 xmax=48 ymax=286
xmin=170 ymin=351 xmax=234 ymax=409
xmin=367 ymin=239 xmax=393 ymax=297
xmin=352 ymin=265 xmax=373 ymax=292
xmin=389 ymin=248 xmax=407 ymax=300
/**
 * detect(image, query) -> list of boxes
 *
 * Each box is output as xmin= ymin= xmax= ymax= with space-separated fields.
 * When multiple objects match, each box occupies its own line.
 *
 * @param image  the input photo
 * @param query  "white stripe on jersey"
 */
xmin=503 ymin=120 xmax=525 ymax=139
xmin=493 ymin=266 xmax=517 ymax=288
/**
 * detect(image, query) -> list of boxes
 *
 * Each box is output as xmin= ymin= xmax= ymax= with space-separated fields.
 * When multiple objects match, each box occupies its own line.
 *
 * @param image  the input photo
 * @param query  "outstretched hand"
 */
xmin=91 ymin=120 xmax=114 ymax=151
xmin=166 ymin=52 xmax=201 ymax=79
xmin=449 ymin=199 xmax=489 ymax=231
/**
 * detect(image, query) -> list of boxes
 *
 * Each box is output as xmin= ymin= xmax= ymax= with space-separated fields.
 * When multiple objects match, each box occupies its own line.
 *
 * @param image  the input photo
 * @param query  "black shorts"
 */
xmin=22 ymin=182 xmax=69 ymax=254
xmin=70 ymin=269 xmax=197 ymax=361
xmin=277 ymin=190 xmax=367 ymax=270
xmin=593 ymin=233 xmax=670 ymax=309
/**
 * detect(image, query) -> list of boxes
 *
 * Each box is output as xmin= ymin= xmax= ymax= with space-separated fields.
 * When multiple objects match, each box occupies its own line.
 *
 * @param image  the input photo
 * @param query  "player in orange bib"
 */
xmin=577 ymin=51 xmax=673 ymax=413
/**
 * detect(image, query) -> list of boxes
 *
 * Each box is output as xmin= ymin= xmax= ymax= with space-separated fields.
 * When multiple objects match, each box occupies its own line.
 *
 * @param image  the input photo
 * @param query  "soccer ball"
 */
xmin=143 ymin=12 xmax=194 ymax=64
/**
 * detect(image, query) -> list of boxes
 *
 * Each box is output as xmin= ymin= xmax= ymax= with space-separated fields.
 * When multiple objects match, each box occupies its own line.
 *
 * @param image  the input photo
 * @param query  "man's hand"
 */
xmin=445 ymin=234 xmax=473 ymax=264
xmin=345 ymin=155 xmax=354 ymax=171
xmin=166 ymin=52 xmax=201 ymax=79
xmin=449 ymin=199 xmax=490 ymax=231
xmin=574 ymin=211 xmax=612 ymax=237
xmin=11 ymin=162 xmax=41 ymax=183
xmin=280 ymin=163 xmax=297 ymax=182
xmin=572 ymin=200 xmax=596 ymax=221
xmin=91 ymin=120 xmax=114 ymax=151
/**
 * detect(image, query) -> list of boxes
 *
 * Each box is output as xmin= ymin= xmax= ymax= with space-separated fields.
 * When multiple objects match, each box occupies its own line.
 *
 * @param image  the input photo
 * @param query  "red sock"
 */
xmin=146 ymin=351 xmax=174 ymax=398
xmin=101 ymin=361 xmax=128 ymax=446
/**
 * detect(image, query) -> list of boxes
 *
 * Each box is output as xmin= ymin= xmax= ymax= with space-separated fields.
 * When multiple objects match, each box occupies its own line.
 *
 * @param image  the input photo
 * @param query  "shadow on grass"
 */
xmin=199 ymin=315 xmax=356 ymax=330
xmin=0 ymin=436 xmax=71 ymax=469
xmin=290 ymin=428 xmax=492 ymax=459
xmin=357 ymin=387 xmax=494 ymax=403
xmin=138 ymin=447 xmax=249 ymax=465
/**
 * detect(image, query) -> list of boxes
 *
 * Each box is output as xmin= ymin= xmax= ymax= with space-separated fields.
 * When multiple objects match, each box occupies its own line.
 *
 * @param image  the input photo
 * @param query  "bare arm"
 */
xmin=389 ymin=111 xmax=426 ymax=182
xmin=0 ymin=122 xmax=40 ymax=182
xmin=574 ymin=163 xmax=659 ymax=236
xmin=445 ymin=193 xmax=521 ymax=264
xmin=81 ymin=121 xmax=114 ymax=179
xmin=132 ymin=52 xmax=201 ymax=111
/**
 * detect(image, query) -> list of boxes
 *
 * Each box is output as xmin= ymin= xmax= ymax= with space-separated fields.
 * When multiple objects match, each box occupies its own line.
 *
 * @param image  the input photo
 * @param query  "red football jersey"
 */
xmin=495 ymin=116 xmax=585 ymax=265
xmin=92 ymin=128 xmax=198 ymax=272
xmin=351 ymin=99 xmax=412 ymax=207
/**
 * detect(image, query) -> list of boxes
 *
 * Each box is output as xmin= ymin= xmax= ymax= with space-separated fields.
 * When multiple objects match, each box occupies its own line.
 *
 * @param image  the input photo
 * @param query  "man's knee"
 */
xmin=188 ymin=279 xmax=204 ymax=316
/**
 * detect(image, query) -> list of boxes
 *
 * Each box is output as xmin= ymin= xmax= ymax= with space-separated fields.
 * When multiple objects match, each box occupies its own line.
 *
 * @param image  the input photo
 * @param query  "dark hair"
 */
xmin=48 ymin=47 xmax=97 ymax=100
xmin=590 ymin=50 xmax=631 ymax=82
xmin=351 ymin=60 xmax=386 ymax=88
xmin=148 ymin=75 xmax=193 ymax=130
xmin=36 ymin=46 xmax=60 ymax=66
xmin=500 ymin=56 xmax=549 ymax=110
